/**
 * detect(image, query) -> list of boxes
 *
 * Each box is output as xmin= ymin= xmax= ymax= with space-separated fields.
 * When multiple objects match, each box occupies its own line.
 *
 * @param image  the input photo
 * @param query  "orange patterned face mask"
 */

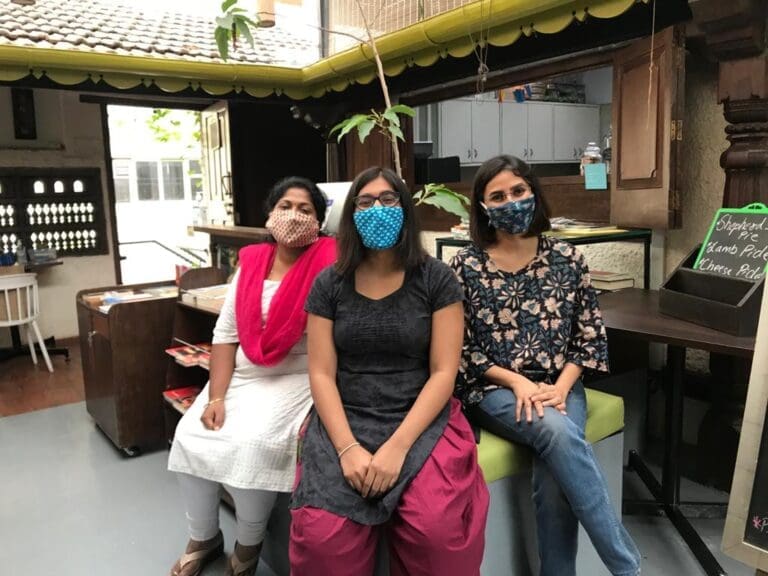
xmin=265 ymin=210 xmax=320 ymax=248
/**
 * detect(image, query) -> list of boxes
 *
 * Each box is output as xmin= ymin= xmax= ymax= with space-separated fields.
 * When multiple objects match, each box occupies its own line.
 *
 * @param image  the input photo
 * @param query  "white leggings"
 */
xmin=177 ymin=473 xmax=278 ymax=546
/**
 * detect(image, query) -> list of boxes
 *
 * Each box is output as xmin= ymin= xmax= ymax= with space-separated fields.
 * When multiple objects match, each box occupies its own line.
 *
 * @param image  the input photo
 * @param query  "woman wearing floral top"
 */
xmin=450 ymin=155 xmax=640 ymax=576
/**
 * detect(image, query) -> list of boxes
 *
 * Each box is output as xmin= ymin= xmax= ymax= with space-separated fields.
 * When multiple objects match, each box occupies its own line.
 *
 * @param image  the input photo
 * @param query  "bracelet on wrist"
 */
xmin=206 ymin=397 xmax=224 ymax=408
xmin=337 ymin=441 xmax=360 ymax=460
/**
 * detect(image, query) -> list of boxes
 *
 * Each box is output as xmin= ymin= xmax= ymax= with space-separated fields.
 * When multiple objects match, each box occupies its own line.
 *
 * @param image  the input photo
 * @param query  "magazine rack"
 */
xmin=163 ymin=267 xmax=227 ymax=443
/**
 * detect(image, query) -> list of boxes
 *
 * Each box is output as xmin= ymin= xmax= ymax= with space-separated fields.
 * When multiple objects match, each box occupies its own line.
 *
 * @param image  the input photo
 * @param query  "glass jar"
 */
xmin=580 ymin=141 xmax=603 ymax=175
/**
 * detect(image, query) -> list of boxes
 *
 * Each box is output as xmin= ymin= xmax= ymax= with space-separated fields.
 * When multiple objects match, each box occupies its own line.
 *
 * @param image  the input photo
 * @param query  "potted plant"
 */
xmin=214 ymin=0 xmax=469 ymax=222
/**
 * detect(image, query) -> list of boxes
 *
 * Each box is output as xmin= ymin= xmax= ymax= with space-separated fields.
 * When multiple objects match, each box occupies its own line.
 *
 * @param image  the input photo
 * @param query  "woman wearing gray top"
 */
xmin=289 ymin=167 xmax=489 ymax=576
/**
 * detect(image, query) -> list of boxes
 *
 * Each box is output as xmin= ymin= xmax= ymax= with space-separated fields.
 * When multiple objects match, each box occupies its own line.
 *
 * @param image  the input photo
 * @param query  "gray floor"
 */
xmin=0 ymin=402 xmax=756 ymax=576
xmin=0 ymin=402 xmax=276 ymax=576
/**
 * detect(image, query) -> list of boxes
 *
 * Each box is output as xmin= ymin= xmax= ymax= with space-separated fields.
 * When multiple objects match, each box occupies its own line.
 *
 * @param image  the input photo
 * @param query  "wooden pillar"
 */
xmin=691 ymin=0 xmax=768 ymax=207
xmin=719 ymin=61 xmax=768 ymax=207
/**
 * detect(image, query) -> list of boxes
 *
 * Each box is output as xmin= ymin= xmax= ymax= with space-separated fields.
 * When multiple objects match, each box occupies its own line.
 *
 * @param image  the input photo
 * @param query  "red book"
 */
xmin=165 ymin=343 xmax=212 ymax=368
xmin=163 ymin=386 xmax=203 ymax=412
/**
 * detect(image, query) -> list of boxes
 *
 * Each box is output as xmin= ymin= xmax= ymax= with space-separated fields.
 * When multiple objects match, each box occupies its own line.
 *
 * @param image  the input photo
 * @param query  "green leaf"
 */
xmin=215 ymin=26 xmax=230 ymax=60
xmin=332 ymin=114 xmax=372 ymax=142
xmin=329 ymin=119 xmax=347 ymax=136
xmin=357 ymin=119 xmax=376 ymax=142
xmin=388 ymin=124 xmax=404 ymax=141
xmin=387 ymin=104 xmax=416 ymax=118
xmin=240 ymin=15 xmax=259 ymax=28
xmin=221 ymin=0 xmax=238 ymax=11
xmin=382 ymin=109 xmax=401 ymax=127
xmin=235 ymin=18 xmax=254 ymax=48
xmin=427 ymin=184 xmax=469 ymax=205
xmin=420 ymin=194 xmax=469 ymax=219
xmin=216 ymin=14 xmax=234 ymax=30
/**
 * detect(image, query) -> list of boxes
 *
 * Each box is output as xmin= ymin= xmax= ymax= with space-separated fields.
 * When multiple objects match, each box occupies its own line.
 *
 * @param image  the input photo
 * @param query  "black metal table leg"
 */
xmin=1 ymin=328 xmax=69 ymax=363
xmin=626 ymin=346 xmax=728 ymax=576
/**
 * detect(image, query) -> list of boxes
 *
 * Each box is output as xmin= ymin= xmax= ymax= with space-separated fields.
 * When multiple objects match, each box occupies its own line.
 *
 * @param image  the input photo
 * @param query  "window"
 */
xmin=112 ymin=159 xmax=131 ymax=203
xmin=136 ymin=161 xmax=159 ymax=201
xmin=162 ymin=160 xmax=185 ymax=200
xmin=0 ymin=167 xmax=107 ymax=256
xmin=189 ymin=159 xmax=203 ymax=197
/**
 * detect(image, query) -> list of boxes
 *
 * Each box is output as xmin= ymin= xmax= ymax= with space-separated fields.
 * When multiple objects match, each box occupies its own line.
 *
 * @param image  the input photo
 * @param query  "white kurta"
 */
xmin=168 ymin=271 xmax=312 ymax=491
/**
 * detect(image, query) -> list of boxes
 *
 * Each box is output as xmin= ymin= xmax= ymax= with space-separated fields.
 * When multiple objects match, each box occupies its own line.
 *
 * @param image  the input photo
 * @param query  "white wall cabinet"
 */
xmin=501 ymin=102 xmax=555 ymax=163
xmin=552 ymin=104 xmax=600 ymax=161
xmin=443 ymin=98 xmax=599 ymax=165
xmin=439 ymin=99 xmax=500 ymax=165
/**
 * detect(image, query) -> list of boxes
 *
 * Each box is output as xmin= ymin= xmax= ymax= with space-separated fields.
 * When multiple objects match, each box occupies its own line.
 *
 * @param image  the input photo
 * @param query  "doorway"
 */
xmin=106 ymin=105 xmax=209 ymax=284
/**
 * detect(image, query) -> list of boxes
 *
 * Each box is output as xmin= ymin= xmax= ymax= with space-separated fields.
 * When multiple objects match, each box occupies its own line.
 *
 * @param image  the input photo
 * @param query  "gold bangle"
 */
xmin=337 ymin=441 xmax=360 ymax=460
xmin=206 ymin=398 xmax=224 ymax=408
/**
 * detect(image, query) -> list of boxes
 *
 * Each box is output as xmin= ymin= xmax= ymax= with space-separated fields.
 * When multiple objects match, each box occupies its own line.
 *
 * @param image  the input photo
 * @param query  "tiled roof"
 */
xmin=0 ymin=0 xmax=318 ymax=67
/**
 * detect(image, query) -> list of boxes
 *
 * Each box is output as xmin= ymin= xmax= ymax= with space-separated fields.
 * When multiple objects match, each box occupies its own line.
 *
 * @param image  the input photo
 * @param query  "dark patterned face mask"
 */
xmin=483 ymin=196 xmax=536 ymax=235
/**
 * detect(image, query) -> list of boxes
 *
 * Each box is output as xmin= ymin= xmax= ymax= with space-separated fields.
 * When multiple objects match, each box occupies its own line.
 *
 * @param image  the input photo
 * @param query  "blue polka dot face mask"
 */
xmin=353 ymin=206 xmax=404 ymax=250
xmin=481 ymin=195 xmax=536 ymax=235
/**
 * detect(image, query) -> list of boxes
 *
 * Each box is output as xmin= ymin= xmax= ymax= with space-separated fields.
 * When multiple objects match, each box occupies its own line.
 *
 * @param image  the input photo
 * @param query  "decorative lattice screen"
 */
xmin=0 ymin=168 xmax=108 ymax=257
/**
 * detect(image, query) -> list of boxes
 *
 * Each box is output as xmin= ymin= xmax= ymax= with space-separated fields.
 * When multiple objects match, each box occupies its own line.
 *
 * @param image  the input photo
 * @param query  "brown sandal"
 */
xmin=170 ymin=531 xmax=224 ymax=576
xmin=225 ymin=542 xmax=262 ymax=576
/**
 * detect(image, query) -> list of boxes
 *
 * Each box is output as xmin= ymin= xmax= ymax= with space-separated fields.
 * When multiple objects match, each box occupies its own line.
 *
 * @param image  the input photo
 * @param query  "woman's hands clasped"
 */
xmin=339 ymin=440 xmax=408 ymax=498
xmin=510 ymin=376 xmax=568 ymax=423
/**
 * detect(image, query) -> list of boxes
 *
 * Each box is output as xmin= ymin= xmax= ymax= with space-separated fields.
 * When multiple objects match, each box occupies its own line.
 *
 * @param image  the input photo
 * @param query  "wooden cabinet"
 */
xmin=439 ymin=98 xmax=500 ymax=165
xmin=553 ymin=104 xmax=600 ymax=161
xmin=611 ymin=26 xmax=685 ymax=229
xmin=77 ymin=283 xmax=177 ymax=455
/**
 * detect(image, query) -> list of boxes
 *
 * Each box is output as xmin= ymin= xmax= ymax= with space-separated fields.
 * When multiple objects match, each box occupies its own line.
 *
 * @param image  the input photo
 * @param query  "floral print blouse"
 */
xmin=449 ymin=235 xmax=609 ymax=406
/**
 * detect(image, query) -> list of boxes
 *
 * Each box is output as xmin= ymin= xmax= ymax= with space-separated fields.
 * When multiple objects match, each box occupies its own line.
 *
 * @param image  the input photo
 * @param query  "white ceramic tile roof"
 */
xmin=0 ymin=0 xmax=319 ymax=67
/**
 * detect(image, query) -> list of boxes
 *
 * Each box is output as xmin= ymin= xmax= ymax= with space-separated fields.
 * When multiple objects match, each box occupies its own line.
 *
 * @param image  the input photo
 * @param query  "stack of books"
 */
xmin=590 ymin=270 xmax=635 ymax=291
xmin=163 ymin=385 xmax=203 ymax=414
xmin=181 ymin=284 xmax=229 ymax=314
xmin=165 ymin=341 xmax=212 ymax=369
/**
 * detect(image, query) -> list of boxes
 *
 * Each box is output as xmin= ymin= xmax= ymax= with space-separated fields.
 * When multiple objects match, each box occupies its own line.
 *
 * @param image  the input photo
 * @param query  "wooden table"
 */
xmin=435 ymin=228 xmax=653 ymax=288
xmin=599 ymin=289 xmax=755 ymax=576
xmin=193 ymin=225 xmax=270 ymax=272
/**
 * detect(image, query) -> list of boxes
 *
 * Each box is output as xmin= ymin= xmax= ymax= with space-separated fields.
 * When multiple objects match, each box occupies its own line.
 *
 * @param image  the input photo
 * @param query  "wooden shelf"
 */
xmin=164 ymin=266 xmax=228 ymax=444
xmin=177 ymin=300 xmax=221 ymax=317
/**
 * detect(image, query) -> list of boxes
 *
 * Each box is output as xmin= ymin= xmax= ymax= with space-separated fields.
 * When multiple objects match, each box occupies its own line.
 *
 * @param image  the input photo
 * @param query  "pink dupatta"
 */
xmin=235 ymin=236 xmax=336 ymax=366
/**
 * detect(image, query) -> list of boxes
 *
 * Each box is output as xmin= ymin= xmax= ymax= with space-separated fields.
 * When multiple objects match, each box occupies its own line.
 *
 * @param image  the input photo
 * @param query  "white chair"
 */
xmin=0 ymin=272 xmax=53 ymax=372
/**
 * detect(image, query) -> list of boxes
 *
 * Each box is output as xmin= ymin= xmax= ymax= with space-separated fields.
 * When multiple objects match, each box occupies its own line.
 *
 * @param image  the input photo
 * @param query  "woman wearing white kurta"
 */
xmin=168 ymin=177 xmax=336 ymax=576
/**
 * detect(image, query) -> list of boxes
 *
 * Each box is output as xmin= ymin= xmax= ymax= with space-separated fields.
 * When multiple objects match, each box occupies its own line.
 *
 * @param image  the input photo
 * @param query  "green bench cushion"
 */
xmin=477 ymin=388 xmax=624 ymax=484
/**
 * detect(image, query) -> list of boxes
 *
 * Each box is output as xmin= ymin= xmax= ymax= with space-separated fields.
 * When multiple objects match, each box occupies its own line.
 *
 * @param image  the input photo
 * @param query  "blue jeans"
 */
xmin=472 ymin=382 xmax=641 ymax=576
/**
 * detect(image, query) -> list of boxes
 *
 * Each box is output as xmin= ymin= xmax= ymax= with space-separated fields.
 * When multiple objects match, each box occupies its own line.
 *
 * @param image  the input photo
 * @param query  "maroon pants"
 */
xmin=290 ymin=399 xmax=489 ymax=576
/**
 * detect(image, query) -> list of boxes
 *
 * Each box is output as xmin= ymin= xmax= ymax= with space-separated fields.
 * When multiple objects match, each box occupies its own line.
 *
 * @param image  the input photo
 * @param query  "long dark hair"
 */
xmin=264 ymin=176 xmax=328 ymax=234
xmin=335 ymin=166 xmax=426 ymax=277
xmin=470 ymin=155 xmax=551 ymax=248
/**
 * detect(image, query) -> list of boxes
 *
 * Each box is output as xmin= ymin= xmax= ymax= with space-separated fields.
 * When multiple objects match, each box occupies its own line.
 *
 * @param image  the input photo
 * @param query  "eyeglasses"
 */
xmin=353 ymin=191 xmax=400 ymax=210
xmin=485 ymin=185 xmax=532 ymax=204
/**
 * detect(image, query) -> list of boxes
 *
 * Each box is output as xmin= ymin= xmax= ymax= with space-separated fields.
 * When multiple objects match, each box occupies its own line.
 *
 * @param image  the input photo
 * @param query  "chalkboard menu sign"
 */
xmin=694 ymin=203 xmax=768 ymax=281
xmin=746 ymin=409 xmax=768 ymax=549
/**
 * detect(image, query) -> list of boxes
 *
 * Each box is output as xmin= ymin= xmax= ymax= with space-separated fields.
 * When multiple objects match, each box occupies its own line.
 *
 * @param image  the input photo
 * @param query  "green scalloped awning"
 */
xmin=0 ymin=0 xmax=648 ymax=100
